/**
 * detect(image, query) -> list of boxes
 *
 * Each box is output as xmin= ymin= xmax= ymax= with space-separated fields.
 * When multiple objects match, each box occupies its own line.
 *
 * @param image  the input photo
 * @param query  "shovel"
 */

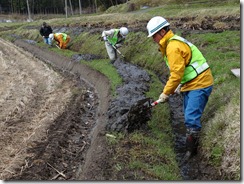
xmin=111 ymin=45 xmax=125 ymax=58
xmin=126 ymin=98 xmax=163 ymax=133
xmin=150 ymin=99 xmax=163 ymax=107
xmin=126 ymin=84 xmax=183 ymax=132
xmin=55 ymin=44 xmax=61 ymax=49
xmin=99 ymin=37 xmax=126 ymax=59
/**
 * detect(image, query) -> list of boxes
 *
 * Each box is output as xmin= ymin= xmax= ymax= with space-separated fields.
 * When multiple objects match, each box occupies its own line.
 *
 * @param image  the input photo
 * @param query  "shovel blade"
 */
xmin=126 ymin=98 xmax=153 ymax=133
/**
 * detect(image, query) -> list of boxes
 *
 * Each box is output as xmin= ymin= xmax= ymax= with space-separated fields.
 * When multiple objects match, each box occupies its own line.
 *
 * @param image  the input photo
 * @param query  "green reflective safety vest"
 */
xmin=164 ymin=35 xmax=210 ymax=84
xmin=55 ymin=33 xmax=67 ymax=41
xmin=107 ymin=29 xmax=119 ymax=46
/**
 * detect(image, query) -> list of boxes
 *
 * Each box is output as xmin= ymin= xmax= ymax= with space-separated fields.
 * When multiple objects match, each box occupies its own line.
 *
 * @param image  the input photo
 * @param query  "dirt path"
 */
xmin=0 ymin=38 xmax=111 ymax=180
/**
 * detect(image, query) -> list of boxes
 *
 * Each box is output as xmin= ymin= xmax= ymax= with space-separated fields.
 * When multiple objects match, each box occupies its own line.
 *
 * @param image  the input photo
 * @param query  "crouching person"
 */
xmin=49 ymin=33 xmax=70 ymax=49
xmin=101 ymin=27 xmax=129 ymax=64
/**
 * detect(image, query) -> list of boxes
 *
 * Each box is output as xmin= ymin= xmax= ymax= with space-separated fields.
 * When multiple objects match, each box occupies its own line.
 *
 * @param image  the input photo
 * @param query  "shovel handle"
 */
xmin=112 ymin=45 xmax=125 ymax=58
xmin=151 ymin=99 xmax=163 ymax=107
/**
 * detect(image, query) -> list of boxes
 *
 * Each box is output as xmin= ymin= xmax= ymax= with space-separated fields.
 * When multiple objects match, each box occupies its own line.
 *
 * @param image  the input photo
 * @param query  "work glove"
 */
xmin=174 ymin=84 xmax=182 ymax=95
xmin=158 ymin=93 xmax=169 ymax=103
xmin=103 ymin=36 xmax=107 ymax=41
xmin=115 ymin=44 xmax=122 ymax=48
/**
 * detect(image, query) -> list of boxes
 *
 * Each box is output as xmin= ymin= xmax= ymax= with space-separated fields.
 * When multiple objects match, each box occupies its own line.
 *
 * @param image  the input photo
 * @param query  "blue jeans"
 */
xmin=182 ymin=86 xmax=213 ymax=130
xmin=43 ymin=37 xmax=52 ymax=45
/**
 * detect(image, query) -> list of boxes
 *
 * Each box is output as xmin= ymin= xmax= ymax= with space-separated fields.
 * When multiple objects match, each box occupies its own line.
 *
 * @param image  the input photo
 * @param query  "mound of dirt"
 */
xmin=106 ymin=59 xmax=151 ymax=132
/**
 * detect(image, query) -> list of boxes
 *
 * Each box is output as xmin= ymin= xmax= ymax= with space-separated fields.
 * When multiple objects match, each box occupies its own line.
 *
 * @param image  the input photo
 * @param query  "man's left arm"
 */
xmin=115 ymin=37 xmax=125 ymax=48
xmin=49 ymin=26 xmax=53 ymax=33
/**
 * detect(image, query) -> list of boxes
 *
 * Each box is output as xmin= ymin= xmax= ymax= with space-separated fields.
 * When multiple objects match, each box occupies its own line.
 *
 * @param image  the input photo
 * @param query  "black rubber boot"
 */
xmin=180 ymin=128 xmax=200 ymax=166
xmin=110 ymin=60 xmax=115 ymax=64
xmin=185 ymin=128 xmax=200 ymax=156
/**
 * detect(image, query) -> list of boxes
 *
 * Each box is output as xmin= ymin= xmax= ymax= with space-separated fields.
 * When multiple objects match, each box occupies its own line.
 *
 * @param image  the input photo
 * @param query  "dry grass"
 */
xmin=202 ymin=90 xmax=240 ymax=180
xmin=0 ymin=39 xmax=73 ymax=179
xmin=220 ymin=101 xmax=240 ymax=179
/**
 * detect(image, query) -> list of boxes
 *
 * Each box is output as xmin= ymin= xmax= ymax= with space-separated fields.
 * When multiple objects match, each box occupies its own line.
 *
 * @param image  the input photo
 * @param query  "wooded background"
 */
xmin=0 ymin=0 xmax=128 ymax=15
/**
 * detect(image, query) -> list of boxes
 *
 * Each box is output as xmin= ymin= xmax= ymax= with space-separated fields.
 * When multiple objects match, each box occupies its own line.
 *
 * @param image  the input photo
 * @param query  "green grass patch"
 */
xmin=81 ymin=59 xmax=122 ymax=95
xmin=109 ymin=130 xmax=180 ymax=180
xmin=190 ymin=30 xmax=240 ymax=180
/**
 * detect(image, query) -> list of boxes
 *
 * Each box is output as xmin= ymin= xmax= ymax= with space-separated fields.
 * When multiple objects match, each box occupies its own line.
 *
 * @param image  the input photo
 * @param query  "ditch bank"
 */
xmin=11 ymin=39 xmax=159 ymax=180
xmin=12 ymin=38 xmax=201 ymax=180
xmin=11 ymin=39 xmax=111 ymax=180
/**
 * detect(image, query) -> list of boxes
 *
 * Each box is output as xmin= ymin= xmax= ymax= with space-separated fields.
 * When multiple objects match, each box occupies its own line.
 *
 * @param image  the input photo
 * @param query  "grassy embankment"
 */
xmin=0 ymin=0 xmax=240 ymax=180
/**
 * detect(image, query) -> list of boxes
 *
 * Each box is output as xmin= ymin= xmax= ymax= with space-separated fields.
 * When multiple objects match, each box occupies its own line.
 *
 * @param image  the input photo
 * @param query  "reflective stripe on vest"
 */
xmin=107 ymin=29 xmax=119 ymax=46
xmin=192 ymin=62 xmax=209 ymax=74
xmin=164 ymin=35 xmax=209 ymax=84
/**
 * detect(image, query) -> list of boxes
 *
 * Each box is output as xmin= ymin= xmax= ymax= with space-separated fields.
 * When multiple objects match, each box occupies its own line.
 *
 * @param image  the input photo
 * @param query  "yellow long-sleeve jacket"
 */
xmin=158 ymin=30 xmax=214 ymax=95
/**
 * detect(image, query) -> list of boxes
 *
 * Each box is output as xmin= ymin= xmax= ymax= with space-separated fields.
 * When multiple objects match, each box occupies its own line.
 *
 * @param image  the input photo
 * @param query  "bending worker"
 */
xmin=146 ymin=16 xmax=214 ymax=160
xmin=101 ymin=27 xmax=129 ymax=64
xmin=49 ymin=33 xmax=70 ymax=49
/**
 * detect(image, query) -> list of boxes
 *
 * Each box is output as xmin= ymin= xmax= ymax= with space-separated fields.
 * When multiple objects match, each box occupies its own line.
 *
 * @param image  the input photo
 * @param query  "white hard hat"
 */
xmin=147 ymin=16 xmax=170 ymax=37
xmin=49 ymin=33 xmax=54 ymax=40
xmin=119 ymin=27 xmax=129 ymax=37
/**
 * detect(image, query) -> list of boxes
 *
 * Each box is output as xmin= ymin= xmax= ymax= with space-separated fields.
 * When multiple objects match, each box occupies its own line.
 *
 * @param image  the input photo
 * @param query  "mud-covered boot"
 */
xmin=110 ymin=59 xmax=116 ymax=64
xmin=185 ymin=128 xmax=200 ymax=156
xmin=180 ymin=128 xmax=200 ymax=166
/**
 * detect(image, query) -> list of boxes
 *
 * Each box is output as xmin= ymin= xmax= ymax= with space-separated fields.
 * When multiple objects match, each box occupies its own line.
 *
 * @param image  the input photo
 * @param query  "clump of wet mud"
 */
xmin=126 ymin=98 xmax=153 ymax=133
xmin=72 ymin=54 xmax=102 ymax=62
xmin=106 ymin=59 xmax=151 ymax=132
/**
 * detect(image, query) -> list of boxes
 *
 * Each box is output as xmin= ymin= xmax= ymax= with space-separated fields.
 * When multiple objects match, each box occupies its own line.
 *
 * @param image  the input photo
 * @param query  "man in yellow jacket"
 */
xmin=49 ymin=33 xmax=70 ymax=49
xmin=147 ymin=16 xmax=214 ymax=160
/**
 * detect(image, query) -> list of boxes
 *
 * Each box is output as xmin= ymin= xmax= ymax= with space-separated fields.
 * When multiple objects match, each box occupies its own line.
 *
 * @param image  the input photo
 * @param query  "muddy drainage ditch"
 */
xmin=13 ymin=39 xmax=204 ymax=180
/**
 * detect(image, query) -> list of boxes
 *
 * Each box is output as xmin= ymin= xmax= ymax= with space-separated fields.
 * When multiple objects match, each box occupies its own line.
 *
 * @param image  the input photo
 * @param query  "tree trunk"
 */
xmin=110 ymin=0 xmax=114 ymax=6
xmin=79 ymin=0 xmax=82 ymax=15
xmin=26 ymin=0 xmax=31 ymax=20
xmin=69 ymin=0 xmax=73 ymax=15
xmin=94 ymin=0 xmax=97 ymax=13
xmin=65 ymin=0 xmax=68 ymax=18
xmin=11 ymin=0 xmax=14 ymax=14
